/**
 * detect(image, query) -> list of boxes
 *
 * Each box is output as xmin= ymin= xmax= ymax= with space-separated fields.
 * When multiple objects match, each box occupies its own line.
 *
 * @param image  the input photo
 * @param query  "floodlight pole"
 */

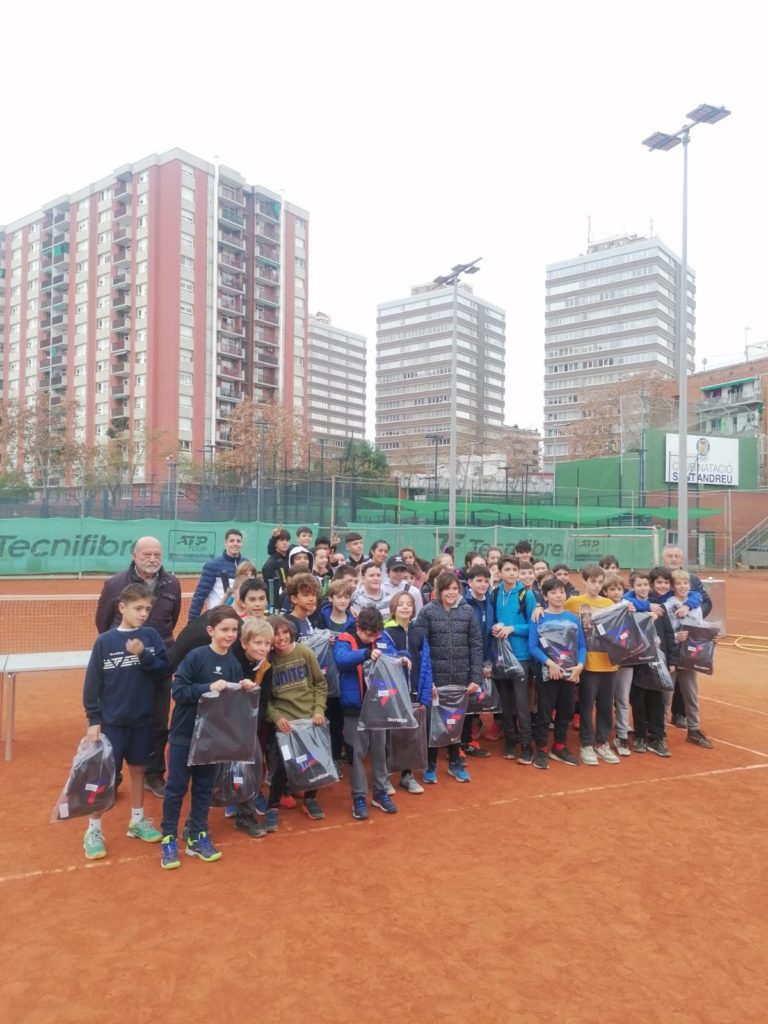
xmin=642 ymin=104 xmax=730 ymax=561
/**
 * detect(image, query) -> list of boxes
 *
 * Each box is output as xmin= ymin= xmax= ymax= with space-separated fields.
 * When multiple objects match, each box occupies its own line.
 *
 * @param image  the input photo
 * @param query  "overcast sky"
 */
xmin=3 ymin=0 xmax=764 ymax=440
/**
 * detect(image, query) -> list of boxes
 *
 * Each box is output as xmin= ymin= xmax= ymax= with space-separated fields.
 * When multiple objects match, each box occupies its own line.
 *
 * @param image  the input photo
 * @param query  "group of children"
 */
xmin=77 ymin=527 xmax=716 ymax=869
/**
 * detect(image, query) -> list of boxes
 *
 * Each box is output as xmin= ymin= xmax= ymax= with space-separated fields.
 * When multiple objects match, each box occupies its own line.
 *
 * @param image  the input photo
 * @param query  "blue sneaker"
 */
xmin=447 ymin=761 xmax=471 ymax=783
xmin=264 ymin=808 xmax=279 ymax=833
xmin=423 ymin=766 xmax=437 ymax=785
xmin=160 ymin=835 xmax=181 ymax=870
xmin=253 ymin=792 xmax=268 ymax=816
xmin=352 ymin=797 xmax=368 ymax=820
xmin=224 ymin=805 xmax=237 ymax=818
xmin=372 ymin=791 xmax=398 ymax=814
xmin=185 ymin=831 xmax=222 ymax=862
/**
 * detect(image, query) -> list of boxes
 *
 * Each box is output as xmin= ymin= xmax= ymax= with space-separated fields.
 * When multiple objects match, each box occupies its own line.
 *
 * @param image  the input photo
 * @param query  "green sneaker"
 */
xmin=127 ymin=817 xmax=163 ymax=843
xmin=83 ymin=828 xmax=107 ymax=860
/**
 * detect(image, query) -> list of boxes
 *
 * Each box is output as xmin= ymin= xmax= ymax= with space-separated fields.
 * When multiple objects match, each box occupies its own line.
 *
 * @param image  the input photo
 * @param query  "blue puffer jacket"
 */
xmin=188 ymin=550 xmax=248 ymax=620
xmin=379 ymin=620 xmax=433 ymax=705
xmin=333 ymin=627 xmax=389 ymax=711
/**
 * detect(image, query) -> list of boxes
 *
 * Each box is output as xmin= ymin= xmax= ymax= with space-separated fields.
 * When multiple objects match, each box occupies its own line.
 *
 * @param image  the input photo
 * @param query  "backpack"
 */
xmin=493 ymin=585 xmax=529 ymax=622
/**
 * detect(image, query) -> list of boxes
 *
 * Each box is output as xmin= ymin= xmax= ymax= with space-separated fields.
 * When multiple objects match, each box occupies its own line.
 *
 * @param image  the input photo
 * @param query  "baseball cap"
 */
xmin=386 ymin=554 xmax=407 ymax=571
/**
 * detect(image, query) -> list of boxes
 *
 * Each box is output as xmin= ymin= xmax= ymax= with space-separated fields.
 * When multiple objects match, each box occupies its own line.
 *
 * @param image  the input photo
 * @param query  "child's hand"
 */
xmin=650 ymin=605 xmax=663 ymax=619
xmin=210 ymin=679 xmax=228 ymax=693
xmin=272 ymin=524 xmax=283 ymax=538
xmin=241 ymin=679 xmax=260 ymax=693
xmin=678 ymin=630 xmax=689 ymax=643
xmin=569 ymin=664 xmax=583 ymax=683
xmin=432 ymin=685 xmax=439 ymax=702
xmin=466 ymin=682 xmax=480 ymax=694
xmin=531 ymin=607 xmax=544 ymax=622
xmin=675 ymin=605 xmax=689 ymax=618
xmin=331 ymin=533 xmax=340 ymax=547
xmin=311 ymin=712 xmax=325 ymax=726
xmin=547 ymin=660 xmax=563 ymax=680
xmin=370 ymin=649 xmax=381 ymax=661
xmin=482 ymin=665 xmax=492 ymax=678
xmin=402 ymin=657 xmax=412 ymax=670
xmin=87 ymin=724 xmax=101 ymax=742
xmin=329 ymin=634 xmax=336 ymax=645
xmin=125 ymin=638 xmax=144 ymax=656
xmin=276 ymin=717 xmax=292 ymax=734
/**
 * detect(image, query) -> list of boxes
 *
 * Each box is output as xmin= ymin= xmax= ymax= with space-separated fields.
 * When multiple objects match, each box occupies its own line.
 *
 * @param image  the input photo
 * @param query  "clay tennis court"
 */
xmin=1 ymin=573 xmax=767 ymax=1023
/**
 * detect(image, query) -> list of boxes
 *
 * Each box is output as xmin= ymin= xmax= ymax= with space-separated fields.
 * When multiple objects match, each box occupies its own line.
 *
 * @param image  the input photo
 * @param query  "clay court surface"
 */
xmin=1 ymin=573 xmax=767 ymax=1023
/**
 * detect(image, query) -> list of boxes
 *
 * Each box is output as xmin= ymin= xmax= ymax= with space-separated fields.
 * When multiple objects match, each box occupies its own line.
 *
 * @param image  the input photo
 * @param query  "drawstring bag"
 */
xmin=386 ymin=704 xmax=428 ymax=772
xmin=299 ymin=630 xmax=339 ymax=698
xmin=491 ymin=637 xmax=526 ymax=685
xmin=359 ymin=654 xmax=418 ymax=731
xmin=428 ymin=686 xmax=469 ymax=747
xmin=590 ymin=603 xmax=652 ymax=665
xmin=468 ymin=675 xmax=501 ymax=712
xmin=188 ymin=684 xmax=261 ymax=765
xmin=210 ymin=758 xmax=263 ymax=807
xmin=678 ymin=623 xmax=719 ymax=675
xmin=537 ymin=620 xmax=579 ymax=681
xmin=51 ymin=735 xmax=116 ymax=822
xmin=276 ymin=718 xmax=340 ymax=791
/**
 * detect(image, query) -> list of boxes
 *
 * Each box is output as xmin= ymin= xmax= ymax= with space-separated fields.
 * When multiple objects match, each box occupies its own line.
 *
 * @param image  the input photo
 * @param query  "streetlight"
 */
xmin=432 ymin=258 xmax=482 ymax=546
xmin=642 ymin=103 xmax=730 ymax=560
xmin=425 ymin=433 xmax=441 ymax=502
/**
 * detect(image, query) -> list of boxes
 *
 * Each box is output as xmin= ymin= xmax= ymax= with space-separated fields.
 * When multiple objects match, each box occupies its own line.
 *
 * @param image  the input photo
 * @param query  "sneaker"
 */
xmin=518 ymin=745 xmax=534 ymax=765
xmin=399 ymin=773 xmax=424 ymax=794
xmin=280 ymin=794 xmax=297 ymax=809
xmin=580 ymin=744 xmax=599 ymax=766
xmin=571 ymin=713 xmax=581 ymax=731
xmin=302 ymin=797 xmax=325 ymax=820
xmin=253 ymin=793 xmax=268 ymax=816
xmin=185 ymin=831 xmax=222 ymax=862
xmin=352 ymin=797 xmax=368 ymax=820
xmin=533 ymin=749 xmax=549 ymax=770
xmin=633 ymin=737 xmax=647 ymax=753
xmin=385 ymin=778 xmax=396 ymax=796
xmin=143 ymin=776 xmax=166 ymax=798
xmin=461 ymin=741 xmax=491 ymax=758
xmin=372 ymin=791 xmax=398 ymax=814
xmin=446 ymin=762 xmax=471 ymax=783
xmin=483 ymin=722 xmax=503 ymax=741
xmin=423 ymin=766 xmax=437 ymax=785
xmin=502 ymin=742 xmax=517 ymax=760
xmin=83 ymin=828 xmax=107 ymax=860
xmin=672 ymin=714 xmax=688 ymax=729
xmin=334 ymin=760 xmax=344 ymax=780
xmin=160 ymin=835 xmax=181 ymax=870
xmin=614 ymin=736 xmax=631 ymax=757
xmin=596 ymin=742 xmax=621 ymax=764
xmin=126 ymin=817 xmax=162 ymax=843
xmin=264 ymin=809 xmax=279 ymax=833
xmin=550 ymin=746 xmax=579 ymax=766
xmin=648 ymin=738 xmax=672 ymax=758
xmin=234 ymin=814 xmax=267 ymax=837
xmin=686 ymin=729 xmax=714 ymax=749
xmin=224 ymin=805 xmax=238 ymax=818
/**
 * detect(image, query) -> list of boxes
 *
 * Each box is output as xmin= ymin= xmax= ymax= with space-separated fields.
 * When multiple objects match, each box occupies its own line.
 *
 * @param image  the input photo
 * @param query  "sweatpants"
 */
xmin=534 ymin=676 xmax=575 ymax=750
xmin=496 ymin=670 xmax=533 ymax=748
xmin=578 ymin=670 xmax=616 ymax=747
xmin=675 ymin=668 xmax=701 ymax=731
xmin=614 ymin=666 xmax=634 ymax=740
xmin=342 ymin=712 xmax=388 ymax=800
xmin=629 ymin=684 xmax=666 ymax=743
xmin=161 ymin=743 xmax=216 ymax=839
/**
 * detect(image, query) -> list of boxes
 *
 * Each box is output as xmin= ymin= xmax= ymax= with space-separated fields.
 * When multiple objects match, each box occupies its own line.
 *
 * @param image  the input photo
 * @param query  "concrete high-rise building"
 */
xmin=543 ymin=234 xmax=695 ymax=466
xmin=307 ymin=312 xmax=366 ymax=456
xmin=376 ymin=282 xmax=506 ymax=474
xmin=0 ymin=148 xmax=309 ymax=487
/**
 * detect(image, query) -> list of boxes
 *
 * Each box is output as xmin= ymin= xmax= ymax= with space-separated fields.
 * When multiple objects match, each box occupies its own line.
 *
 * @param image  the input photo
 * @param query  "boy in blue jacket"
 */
xmin=81 ymin=583 xmax=169 ymax=860
xmin=333 ymin=606 xmax=395 ymax=819
xmin=462 ymin=564 xmax=496 ymax=758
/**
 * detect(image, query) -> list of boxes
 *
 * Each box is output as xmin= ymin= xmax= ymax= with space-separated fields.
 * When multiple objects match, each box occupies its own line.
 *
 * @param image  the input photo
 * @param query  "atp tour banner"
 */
xmin=665 ymin=434 xmax=739 ymax=486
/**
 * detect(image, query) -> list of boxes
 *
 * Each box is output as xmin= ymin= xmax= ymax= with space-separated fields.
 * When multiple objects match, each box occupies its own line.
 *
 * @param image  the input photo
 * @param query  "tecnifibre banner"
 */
xmin=0 ymin=518 xmax=662 ymax=576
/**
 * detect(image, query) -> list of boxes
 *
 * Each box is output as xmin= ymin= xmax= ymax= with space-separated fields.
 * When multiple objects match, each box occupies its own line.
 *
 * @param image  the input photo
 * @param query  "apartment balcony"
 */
xmin=254 ymin=346 xmax=279 ymax=367
xmin=218 ymin=272 xmax=245 ymax=295
xmin=217 ymin=361 xmax=245 ymax=380
xmin=50 ymin=394 xmax=64 ymax=408
xmin=217 ymin=385 xmax=242 ymax=403
xmin=253 ymin=305 xmax=278 ymax=326
xmin=218 ymin=230 xmax=245 ymax=253
xmin=110 ymin=399 xmax=128 ymax=417
xmin=215 ymin=428 xmax=232 ymax=444
xmin=114 ymin=181 xmax=132 ymax=203
xmin=111 ymin=381 xmax=130 ymax=399
xmin=218 ymin=320 xmax=244 ymax=339
xmin=113 ymin=226 xmax=131 ymax=245
xmin=50 ymin=373 xmax=67 ymax=390
xmin=42 ymin=234 xmax=70 ymax=257
xmin=218 ymin=252 xmax=245 ymax=272
xmin=219 ymin=208 xmax=244 ymax=229
xmin=112 ymin=294 xmax=131 ymax=312
xmin=695 ymin=385 xmax=763 ymax=412
xmin=114 ymin=202 xmax=132 ymax=225
xmin=112 ymin=271 xmax=131 ymax=290
xmin=111 ymin=360 xmax=130 ymax=375
xmin=255 ymin=199 xmax=280 ymax=222
xmin=112 ymin=337 xmax=130 ymax=355
xmin=113 ymin=246 xmax=131 ymax=267
xmin=52 ymin=209 xmax=70 ymax=231
xmin=218 ymin=339 xmax=245 ymax=359
xmin=51 ymin=313 xmax=68 ymax=329
xmin=254 ymin=220 xmax=279 ymax=244
xmin=219 ymin=184 xmax=245 ymax=208
xmin=40 ymin=272 xmax=69 ymax=293
xmin=255 ymin=286 xmax=278 ymax=308
xmin=217 ymin=296 xmax=243 ymax=317
xmin=254 ymin=263 xmax=279 ymax=285
xmin=112 ymin=316 xmax=131 ymax=333
xmin=255 ymin=247 xmax=279 ymax=266
xmin=52 ymin=296 xmax=69 ymax=312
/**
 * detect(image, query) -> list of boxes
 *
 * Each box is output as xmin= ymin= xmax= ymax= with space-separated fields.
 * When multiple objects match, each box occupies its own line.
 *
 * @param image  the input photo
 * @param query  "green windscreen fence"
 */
xmin=0 ymin=518 xmax=664 ymax=576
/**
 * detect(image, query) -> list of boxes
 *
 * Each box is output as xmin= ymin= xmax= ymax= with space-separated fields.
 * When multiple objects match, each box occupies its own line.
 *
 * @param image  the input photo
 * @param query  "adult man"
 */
xmin=261 ymin=527 xmax=291 ymax=608
xmin=662 ymin=545 xmax=712 ymax=617
xmin=95 ymin=536 xmax=182 ymax=797
xmin=188 ymin=528 xmax=249 ymax=620
xmin=343 ymin=532 xmax=366 ymax=569
xmin=385 ymin=554 xmax=424 ymax=612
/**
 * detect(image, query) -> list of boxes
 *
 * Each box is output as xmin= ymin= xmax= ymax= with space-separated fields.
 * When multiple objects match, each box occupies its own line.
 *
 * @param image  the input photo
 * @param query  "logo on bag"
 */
xmin=375 ymin=686 xmax=399 ymax=706
xmin=291 ymin=752 xmax=320 ymax=774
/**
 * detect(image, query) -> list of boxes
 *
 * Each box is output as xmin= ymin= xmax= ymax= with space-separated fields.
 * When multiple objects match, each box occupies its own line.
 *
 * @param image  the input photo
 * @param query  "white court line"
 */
xmin=4 ymin=762 xmax=767 ymax=887
xmin=700 ymin=696 xmax=768 ymax=716
xmin=707 ymin=736 xmax=768 ymax=758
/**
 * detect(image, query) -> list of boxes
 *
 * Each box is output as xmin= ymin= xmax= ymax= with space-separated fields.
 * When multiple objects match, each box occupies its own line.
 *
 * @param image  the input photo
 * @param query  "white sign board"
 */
xmin=665 ymin=434 xmax=739 ymax=486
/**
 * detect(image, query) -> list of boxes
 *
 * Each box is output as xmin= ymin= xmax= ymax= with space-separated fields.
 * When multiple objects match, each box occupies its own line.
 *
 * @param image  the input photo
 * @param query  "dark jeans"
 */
xmin=671 ymin=678 xmax=685 ymax=718
xmin=326 ymin=696 xmax=345 ymax=760
xmin=161 ymin=743 xmax=216 ymax=839
xmin=267 ymin=733 xmax=317 ymax=808
xmin=460 ymin=713 xmax=478 ymax=744
xmin=145 ymin=675 xmax=172 ymax=781
xmin=428 ymin=743 xmax=462 ymax=767
xmin=534 ymin=676 xmax=576 ymax=749
xmin=495 ymin=671 xmax=533 ymax=747
xmin=578 ymin=670 xmax=616 ymax=747
xmin=630 ymin=684 xmax=666 ymax=742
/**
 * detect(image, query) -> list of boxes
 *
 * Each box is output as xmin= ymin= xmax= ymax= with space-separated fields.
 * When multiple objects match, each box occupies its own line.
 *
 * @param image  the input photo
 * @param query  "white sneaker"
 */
xmin=613 ymin=736 xmax=631 ymax=757
xmin=399 ymin=774 xmax=424 ymax=794
xmin=385 ymin=778 xmax=396 ymax=796
xmin=596 ymin=742 xmax=621 ymax=764
xmin=580 ymin=744 xmax=599 ymax=766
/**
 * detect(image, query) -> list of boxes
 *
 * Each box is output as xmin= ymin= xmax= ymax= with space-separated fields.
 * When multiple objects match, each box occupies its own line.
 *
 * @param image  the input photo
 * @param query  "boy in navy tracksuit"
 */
xmin=462 ymin=565 xmax=496 ymax=758
xmin=81 ymin=583 xmax=169 ymax=861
